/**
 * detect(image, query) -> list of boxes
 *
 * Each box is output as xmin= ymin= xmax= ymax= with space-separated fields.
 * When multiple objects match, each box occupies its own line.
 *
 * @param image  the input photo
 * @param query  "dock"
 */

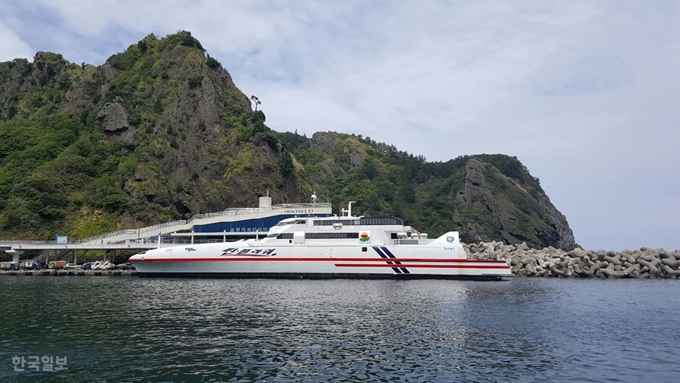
xmin=0 ymin=269 xmax=137 ymax=277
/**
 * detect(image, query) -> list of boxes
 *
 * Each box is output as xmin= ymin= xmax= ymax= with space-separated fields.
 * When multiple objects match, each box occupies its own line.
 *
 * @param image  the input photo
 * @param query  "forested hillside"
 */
xmin=276 ymin=131 xmax=575 ymax=250
xmin=0 ymin=31 xmax=575 ymax=250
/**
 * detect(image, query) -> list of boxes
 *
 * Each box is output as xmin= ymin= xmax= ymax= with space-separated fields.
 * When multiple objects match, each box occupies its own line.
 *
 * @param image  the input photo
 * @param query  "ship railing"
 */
xmin=404 ymin=226 xmax=422 ymax=236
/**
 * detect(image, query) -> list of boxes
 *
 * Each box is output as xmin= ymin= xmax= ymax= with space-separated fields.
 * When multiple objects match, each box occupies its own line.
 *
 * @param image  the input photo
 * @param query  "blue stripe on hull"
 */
xmin=372 ymin=247 xmax=402 ymax=274
xmin=381 ymin=247 xmax=410 ymax=274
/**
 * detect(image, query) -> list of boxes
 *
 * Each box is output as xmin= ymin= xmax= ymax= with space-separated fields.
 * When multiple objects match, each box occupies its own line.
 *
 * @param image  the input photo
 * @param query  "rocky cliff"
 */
xmin=454 ymin=159 xmax=575 ymax=249
xmin=278 ymin=131 xmax=576 ymax=250
xmin=0 ymin=32 xmax=305 ymax=239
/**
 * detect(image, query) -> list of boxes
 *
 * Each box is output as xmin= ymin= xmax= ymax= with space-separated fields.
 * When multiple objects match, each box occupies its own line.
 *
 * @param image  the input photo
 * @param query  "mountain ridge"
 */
xmin=0 ymin=31 xmax=576 ymax=250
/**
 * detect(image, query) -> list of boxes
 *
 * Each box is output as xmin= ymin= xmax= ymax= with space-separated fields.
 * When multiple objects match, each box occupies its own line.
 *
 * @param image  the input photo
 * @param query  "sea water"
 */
xmin=0 ymin=277 xmax=678 ymax=382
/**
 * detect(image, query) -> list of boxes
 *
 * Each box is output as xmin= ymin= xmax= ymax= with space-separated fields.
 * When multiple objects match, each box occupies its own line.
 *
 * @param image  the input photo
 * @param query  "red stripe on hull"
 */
xmin=131 ymin=257 xmax=508 ymax=263
xmin=334 ymin=264 xmax=510 ymax=269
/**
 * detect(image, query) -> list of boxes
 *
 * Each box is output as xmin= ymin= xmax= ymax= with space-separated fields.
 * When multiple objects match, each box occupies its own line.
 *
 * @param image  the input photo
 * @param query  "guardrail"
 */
xmin=1 ymin=203 xmax=333 ymax=248
xmin=72 ymin=203 xmax=331 ymax=244
xmin=0 ymin=236 xmax=251 ymax=251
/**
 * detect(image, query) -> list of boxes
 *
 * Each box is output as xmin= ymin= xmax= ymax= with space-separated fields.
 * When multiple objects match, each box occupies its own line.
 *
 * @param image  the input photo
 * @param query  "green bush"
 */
xmin=6 ymin=106 xmax=17 ymax=119
xmin=206 ymin=57 xmax=220 ymax=69
xmin=164 ymin=31 xmax=205 ymax=52
xmin=279 ymin=151 xmax=294 ymax=175
xmin=153 ymin=99 xmax=163 ymax=114
xmin=100 ymin=195 xmax=129 ymax=212
xmin=137 ymin=40 xmax=148 ymax=53
xmin=187 ymin=74 xmax=203 ymax=88
xmin=108 ymin=46 xmax=141 ymax=71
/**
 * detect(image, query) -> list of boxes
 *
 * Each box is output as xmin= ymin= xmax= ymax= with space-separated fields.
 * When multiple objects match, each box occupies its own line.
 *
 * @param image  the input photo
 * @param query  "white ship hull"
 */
xmin=130 ymin=241 xmax=512 ymax=280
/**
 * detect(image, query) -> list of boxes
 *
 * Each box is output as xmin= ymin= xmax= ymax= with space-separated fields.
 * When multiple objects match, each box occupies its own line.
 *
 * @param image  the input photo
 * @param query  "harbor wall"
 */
xmin=465 ymin=241 xmax=680 ymax=279
xmin=0 ymin=270 xmax=137 ymax=277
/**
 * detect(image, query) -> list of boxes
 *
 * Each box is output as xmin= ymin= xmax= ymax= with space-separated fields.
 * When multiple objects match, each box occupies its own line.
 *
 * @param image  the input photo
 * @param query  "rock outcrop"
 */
xmin=97 ymin=102 xmax=130 ymax=133
xmin=455 ymin=159 xmax=576 ymax=250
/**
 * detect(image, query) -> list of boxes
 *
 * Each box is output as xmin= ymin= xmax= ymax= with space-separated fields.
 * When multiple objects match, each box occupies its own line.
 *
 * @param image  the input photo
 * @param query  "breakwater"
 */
xmin=465 ymin=241 xmax=680 ymax=278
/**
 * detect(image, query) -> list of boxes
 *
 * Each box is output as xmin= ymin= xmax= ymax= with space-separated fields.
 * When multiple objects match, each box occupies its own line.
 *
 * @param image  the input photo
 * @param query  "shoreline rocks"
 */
xmin=464 ymin=241 xmax=680 ymax=279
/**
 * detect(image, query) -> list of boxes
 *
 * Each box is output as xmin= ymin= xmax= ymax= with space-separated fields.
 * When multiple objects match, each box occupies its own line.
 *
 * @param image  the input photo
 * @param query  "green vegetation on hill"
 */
xmin=275 ymin=131 xmax=573 ymax=249
xmin=0 ymin=31 xmax=575 ymax=249
xmin=0 ymin=31 xmax=303 ymax=240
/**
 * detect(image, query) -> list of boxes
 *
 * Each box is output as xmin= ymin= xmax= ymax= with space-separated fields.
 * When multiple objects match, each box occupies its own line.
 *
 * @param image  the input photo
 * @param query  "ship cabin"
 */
xmin=260 ymin=215 xmax=433 ymax=246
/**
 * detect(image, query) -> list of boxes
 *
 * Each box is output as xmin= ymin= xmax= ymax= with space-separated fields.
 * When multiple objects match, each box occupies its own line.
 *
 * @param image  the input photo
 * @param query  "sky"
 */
xmin=1 ymin=0 xmax=678 ymax=250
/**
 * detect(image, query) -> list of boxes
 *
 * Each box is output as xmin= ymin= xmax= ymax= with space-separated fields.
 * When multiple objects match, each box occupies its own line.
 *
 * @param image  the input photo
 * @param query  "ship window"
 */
xmin=278 ymin=233 xmax=294 ymax=239
xmin=362 ymin=247 xmax=367 ymax=252
xmin=305 ymin=233 xmax=360 ymax=239
xmin=274 ymin=219 xmax=306 ymax=227
xmin=313 ymin=219 xmax=360 ymax=226
xmin=313 ymin=218 xmax=405 ymax=226
xmin=359 ymin=217 xmax=403 ymax=226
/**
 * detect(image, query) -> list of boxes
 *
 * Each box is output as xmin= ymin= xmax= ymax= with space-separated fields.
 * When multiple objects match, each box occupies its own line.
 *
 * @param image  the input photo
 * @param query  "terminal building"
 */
xmin=159 ymin=195 xmax=332 ymax=243
xmin=0 ymin=195 xmax=333 ymax=265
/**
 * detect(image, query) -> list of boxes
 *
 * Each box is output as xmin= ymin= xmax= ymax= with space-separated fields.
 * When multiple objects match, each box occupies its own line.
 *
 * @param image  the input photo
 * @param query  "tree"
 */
xmin=279 ymin=151 xmax=294 ymax=175
xmin=250 ymin=95 xmax=261 ymax=111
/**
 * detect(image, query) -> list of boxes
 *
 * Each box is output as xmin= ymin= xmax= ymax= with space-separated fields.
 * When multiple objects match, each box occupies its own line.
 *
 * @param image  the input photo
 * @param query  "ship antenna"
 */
xmin=346 ymin=201 xmax=356 ymax=217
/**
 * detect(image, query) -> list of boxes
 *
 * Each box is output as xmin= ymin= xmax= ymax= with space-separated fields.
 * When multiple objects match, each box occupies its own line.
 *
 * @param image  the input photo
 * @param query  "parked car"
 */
xmin=48 ymin=260 xmax=66 ymax=269
xmin=114 ymin=262 xmax=136 ymax=270
xmin=0 ymin=262 xmax=19 ymax=271
xmin=64 ymin=263 xmax=80 ymax=269
xmin=81 ymin=262 xmax=92 ymax=270
xmin=20 ymin=261 xmax=41 ymax=270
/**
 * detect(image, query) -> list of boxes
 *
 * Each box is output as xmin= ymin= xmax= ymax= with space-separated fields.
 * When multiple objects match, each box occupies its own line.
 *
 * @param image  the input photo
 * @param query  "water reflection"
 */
xmin=0 ymin=277 xmax=677 ymax=382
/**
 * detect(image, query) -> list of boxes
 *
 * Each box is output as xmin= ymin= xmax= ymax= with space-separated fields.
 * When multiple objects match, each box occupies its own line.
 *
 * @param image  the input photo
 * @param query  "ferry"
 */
xmin=129 ymin=202 xmax=512 ymax=280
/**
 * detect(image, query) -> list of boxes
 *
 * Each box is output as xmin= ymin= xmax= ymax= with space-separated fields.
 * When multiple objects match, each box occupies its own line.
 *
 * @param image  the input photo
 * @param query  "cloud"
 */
xmin=1 ymin=0 xmax=678 ymax=250
xmin=0 ymin=19 xmax=33 ymax=61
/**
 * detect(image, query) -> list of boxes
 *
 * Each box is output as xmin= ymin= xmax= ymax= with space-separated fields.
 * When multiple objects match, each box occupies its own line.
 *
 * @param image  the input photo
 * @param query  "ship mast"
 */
xmin=341 ymin=201 xmax=356 ymax=217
